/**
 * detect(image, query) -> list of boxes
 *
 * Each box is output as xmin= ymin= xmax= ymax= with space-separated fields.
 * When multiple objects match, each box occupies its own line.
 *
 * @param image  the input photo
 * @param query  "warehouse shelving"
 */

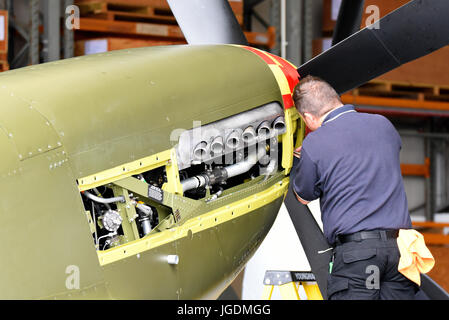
xmin=74 ymin=0 xmax=276 ymax=56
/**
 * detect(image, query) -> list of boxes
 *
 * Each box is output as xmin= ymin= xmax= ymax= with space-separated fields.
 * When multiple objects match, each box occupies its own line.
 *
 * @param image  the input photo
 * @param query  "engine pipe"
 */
xmin=181 ymin=146 xmax=267 ymax=193
xmin=83 ymin=191 xmax=125 ymax=204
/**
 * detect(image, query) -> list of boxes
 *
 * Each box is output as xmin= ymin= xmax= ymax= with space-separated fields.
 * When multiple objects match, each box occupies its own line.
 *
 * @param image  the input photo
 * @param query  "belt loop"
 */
xmin=380 ymin=230 xmax=387 ymax=241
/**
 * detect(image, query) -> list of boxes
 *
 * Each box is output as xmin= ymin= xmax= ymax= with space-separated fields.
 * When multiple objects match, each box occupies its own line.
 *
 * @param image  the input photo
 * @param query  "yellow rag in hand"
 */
xmin=397 ymin=229 xmax=435 ymax=286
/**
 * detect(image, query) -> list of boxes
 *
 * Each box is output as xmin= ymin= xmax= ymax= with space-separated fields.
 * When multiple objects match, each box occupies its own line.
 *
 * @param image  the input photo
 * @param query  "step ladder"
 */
xmin=261 ymin=270 xmax=323 ymax=300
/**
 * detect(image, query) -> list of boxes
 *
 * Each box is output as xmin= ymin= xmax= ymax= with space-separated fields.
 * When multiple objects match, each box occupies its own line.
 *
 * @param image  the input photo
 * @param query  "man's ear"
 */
xmin=303 ymin=112 xmax=314 ymax=125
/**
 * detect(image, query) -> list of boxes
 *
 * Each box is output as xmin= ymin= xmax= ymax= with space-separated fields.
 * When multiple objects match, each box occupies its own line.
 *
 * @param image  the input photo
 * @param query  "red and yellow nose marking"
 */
xmin=240 ymin=46 xmax=300 ymax=109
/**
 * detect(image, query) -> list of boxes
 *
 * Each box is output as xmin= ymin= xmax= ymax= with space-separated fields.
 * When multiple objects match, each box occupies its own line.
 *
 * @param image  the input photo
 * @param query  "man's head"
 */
xmin=292 ymin=75 xmax=343 ymax=131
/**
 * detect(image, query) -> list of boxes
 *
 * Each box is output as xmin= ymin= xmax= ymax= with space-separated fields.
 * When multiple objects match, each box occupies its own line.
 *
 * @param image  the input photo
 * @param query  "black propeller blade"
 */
xmin=298 ymin=0 xmax=449 ymax=95
xmin=167 ymin=0 xmax=248 ymax=45
xmin=284 ymin=184 xmax=332 ymax=298
xmin=420 ymin=274 xmax=449 ymax=300
xmin=332 ymin=0 xmax=365 ymax=45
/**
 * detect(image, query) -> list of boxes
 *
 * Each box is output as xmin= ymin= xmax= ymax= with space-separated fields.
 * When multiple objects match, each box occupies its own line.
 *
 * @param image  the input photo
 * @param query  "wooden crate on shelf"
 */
xmin=412 ymin=221 xmax=449 ymax=245
xmin=0 ymin=10 xmax=8 ymax=72
xmin=322 ymin=0 xmax=340 ymax=33
xmin=0 ymin=52 xmax=8 ymax=72
xmin=322 ymin=0 xmax=410 ymax=33
xmin=0 ymin=61 xmax=8 ymax=72
xmin=359 ymin=0 xmax=411 ymax=29
xmin=245 ymin=26 xmax=276 ymax=50
xmin=75 ymin=0 xmax=244 ymax=25
xmin=75 ymin=36 xmax=185 ymax=56
xmin=78 ymin=17 xmax=184 ymax=39
xmin=349 ymin=79 xmax=449 ymax=104
xmin=74 ymin=0 xmax=275 ymax=50
xmin=77 ymin=17 xmax=276 ymax=49
xmin=376 ymin=46 xmax=449 ymax=88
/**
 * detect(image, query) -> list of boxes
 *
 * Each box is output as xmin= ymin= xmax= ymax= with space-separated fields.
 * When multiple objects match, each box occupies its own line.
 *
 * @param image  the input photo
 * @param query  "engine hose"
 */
xmin=84 ymin=191 xmax=125 ymax=204
xmin=181 ymin=146 xmax=268 ymax=193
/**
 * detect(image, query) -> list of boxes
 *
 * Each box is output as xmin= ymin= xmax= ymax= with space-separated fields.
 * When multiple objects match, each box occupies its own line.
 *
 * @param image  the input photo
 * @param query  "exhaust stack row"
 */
xmin=177 ymin=102 xmax=286 ymax=170
xmin=192 ymin=117 xmax=285 ymax=160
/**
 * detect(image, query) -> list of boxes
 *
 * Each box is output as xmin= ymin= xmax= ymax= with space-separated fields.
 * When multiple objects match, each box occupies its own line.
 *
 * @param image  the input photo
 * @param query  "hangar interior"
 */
xmin=1 ymin=0 xmax=448 ymax=299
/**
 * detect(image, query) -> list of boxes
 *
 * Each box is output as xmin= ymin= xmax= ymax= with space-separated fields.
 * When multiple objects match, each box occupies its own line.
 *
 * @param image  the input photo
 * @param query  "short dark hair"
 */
xmin=292 ymin=75 xmax=342 ymax=117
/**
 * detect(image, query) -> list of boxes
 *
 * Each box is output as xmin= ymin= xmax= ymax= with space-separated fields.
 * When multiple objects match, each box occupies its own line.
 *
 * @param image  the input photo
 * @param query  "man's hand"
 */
xmin=293 ymin=146 xmax=302 ymax=159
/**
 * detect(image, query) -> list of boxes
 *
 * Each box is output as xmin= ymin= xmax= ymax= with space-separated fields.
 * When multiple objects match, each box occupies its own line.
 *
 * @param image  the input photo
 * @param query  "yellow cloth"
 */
xmin=397 ymin=229 xmax=435 ymax=286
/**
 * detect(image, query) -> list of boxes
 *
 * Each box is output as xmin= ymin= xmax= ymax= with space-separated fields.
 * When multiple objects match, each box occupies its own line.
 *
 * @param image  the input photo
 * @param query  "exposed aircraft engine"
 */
xmin=175 ymin=103 xmax=284 ymax=201
xmin=135 ymin=202 xmax=153 ymax=236
xmin=176 ymin=102 xmax=285 ymax=170
xmin=102 ymin=210 xmax=123 ymax=232
xmin=180 ymin=145 xmax=268 ymax=193
xmin=81 ymin=186 xmax=161 ymax=251
xmin=78 ymin=102 xmax=288 ymax=253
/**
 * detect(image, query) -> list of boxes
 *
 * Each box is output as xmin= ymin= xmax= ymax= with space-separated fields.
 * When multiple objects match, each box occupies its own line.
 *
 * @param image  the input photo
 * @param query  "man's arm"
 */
xmin=293 ymin=146 xmax=311 ymax=204
xmin=291 ymin=145 xmax=321 ymax=204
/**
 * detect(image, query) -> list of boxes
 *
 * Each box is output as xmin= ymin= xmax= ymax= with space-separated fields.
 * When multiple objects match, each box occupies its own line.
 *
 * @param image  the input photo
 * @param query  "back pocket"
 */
xmin=327 ymin=276 xmax=349 ymax=299
xmin=343 ymin=248 xmax=377 ymax=263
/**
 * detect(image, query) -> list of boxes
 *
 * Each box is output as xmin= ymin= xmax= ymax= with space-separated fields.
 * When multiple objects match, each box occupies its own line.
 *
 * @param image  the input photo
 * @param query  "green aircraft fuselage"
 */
xmin=0 ymin=44 xmax=303 ymax=299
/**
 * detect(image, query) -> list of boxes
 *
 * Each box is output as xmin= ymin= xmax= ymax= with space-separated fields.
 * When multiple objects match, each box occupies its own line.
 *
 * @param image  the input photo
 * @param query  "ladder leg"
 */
xmin=302 ymin=282 xmax=323 ymax=300
xmin=279 ymin=282 xmax=301 ymax=300
xmin=261 ymin=285 xmax=274 ymax=300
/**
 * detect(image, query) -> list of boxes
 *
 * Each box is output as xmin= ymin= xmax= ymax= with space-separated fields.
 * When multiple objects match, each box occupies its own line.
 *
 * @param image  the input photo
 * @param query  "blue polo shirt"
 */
xmin=291 ymin=104 xmax=412 ymax=245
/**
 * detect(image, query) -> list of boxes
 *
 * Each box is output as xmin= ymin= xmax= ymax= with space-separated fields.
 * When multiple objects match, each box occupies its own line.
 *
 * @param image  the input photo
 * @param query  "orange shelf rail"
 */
xmin=412 ymin=221 xmax=449 ymax=245
xmin=401 ymin=158 xmax=430 ymax=178
xmin=341 ymin=93 xmax=449 ymax=117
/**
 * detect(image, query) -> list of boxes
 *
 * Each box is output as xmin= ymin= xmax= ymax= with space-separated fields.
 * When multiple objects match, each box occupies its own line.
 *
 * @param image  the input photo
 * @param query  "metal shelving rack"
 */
xmin=5 ymin=0 xmax=74 ymax=69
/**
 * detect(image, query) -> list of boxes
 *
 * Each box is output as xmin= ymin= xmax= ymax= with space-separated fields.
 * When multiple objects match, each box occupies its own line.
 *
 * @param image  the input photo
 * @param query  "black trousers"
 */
xmin=327 ymin=237 xmax=419 ymax=300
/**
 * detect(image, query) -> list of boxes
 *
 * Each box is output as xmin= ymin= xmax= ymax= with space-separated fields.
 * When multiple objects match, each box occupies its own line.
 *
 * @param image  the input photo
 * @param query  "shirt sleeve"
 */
xmin=290 ymin=147 xmax=322 ymax=202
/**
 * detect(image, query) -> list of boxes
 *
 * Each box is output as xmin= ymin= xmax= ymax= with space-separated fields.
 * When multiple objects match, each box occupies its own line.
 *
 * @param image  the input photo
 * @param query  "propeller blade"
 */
xmin=167 ymin=0 xmax=248 ymax=45
xmin=332 ymin=0 xmax=365 ymax=45
xmin=284 ymin=185 xmax=332 ymax=298
xmin=298 ymin=0 xmax=449 ymax=94
xmin=420 ymin=274 xmax=449 ymax=300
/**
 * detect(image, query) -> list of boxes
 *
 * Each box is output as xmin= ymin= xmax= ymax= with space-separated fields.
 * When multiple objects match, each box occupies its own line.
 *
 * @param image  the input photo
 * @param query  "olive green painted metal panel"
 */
xmin=0 ymin=45 xmax=282 ymax=178
xmin=0 ymin=142 xmax=106 ymax=298
xmin=100 ymin=196 xmax=282 ymax=299
xmin=177 ymin=197 xmax=283 ymax=300
xmin=214 ymin=197 xmax=282 ymax=280
xmin=176 ymin=227 xmax=228 ymax=300
xmin=101 ymin=241 xmax=180 ymax=299
xmin=0 ymin=127 xmax=18 ymax=177
xmin=0 ymin=88 xmax=62 ymax=161
xmin=99 ymin=174 xmax=287 ymax=299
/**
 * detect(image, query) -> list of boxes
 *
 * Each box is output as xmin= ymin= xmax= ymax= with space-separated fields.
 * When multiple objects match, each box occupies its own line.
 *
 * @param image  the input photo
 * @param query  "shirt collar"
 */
xmin=322 ymin=104 xmax=356 ymax=126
